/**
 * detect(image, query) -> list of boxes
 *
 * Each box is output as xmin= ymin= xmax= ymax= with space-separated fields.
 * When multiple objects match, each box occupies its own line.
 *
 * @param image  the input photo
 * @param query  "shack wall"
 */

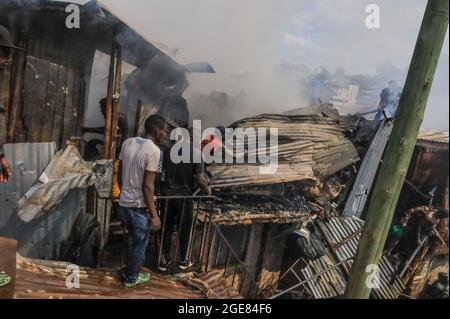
xmin=0 ymin=143 xmax=87 ymax=260
xmin=0 ymin=6 xmax=98 ymax=148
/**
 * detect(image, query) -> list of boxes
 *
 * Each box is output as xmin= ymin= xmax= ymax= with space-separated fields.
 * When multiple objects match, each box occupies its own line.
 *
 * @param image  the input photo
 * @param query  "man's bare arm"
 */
xmin=142 ymin=170 xmax=161 ymax=231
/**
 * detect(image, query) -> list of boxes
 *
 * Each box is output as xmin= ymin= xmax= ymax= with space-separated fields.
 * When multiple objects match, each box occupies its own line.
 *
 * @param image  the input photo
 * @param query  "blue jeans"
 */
xmin=119 ymin=206 xmax=150 ymax=283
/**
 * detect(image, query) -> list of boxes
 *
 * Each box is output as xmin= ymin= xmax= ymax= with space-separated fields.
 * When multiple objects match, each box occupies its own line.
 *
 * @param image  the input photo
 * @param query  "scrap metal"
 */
xmin=343 ymin=120 xmax=393 ymax=218
xmin=15 ymin=255 xmax=204 ymax=299
xmin=209 ymin=113 xmax=360 ymax=188
xmin=316 ymin=217 xmax=406 ymax=299
xmin=17 ymin=145 xmax=108 ymax=222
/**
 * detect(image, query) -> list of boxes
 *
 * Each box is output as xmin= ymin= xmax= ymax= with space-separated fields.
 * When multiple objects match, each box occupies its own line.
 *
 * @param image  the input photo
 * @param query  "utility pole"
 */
xmin=345 ymin=0 xmax=449 ymax=299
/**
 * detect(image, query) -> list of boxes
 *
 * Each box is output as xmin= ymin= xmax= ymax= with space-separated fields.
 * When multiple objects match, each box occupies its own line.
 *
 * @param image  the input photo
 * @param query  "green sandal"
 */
xmin=0 ymin=271 xmax=11 ymax=288
xmin=124 ymin=272 xmax=151 ymax=288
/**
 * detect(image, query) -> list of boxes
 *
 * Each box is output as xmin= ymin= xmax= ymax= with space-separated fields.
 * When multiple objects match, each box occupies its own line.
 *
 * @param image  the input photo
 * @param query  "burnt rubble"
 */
xmin=207 ymin=109 xmax=374 ymax=224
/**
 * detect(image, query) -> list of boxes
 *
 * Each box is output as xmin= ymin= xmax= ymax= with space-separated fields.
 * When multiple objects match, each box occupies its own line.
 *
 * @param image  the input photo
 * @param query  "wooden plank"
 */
xmin=103 ymin=47 xmax=116 ymax=159
xmin=23 ymin=56 xmax=50 ymax=142
xmin=51 ymin=64 xmax=67 ymax=146
xmin=21 ymin=56 xmax=35 ymax=143
xmin=75 ymin=72 xmax=86 ymax=140
xmin=7 ymin=32 xmax=27 ymax=142
xmin=0 ymin=237 xmax=17 ymax=299
xmin=41 ymin=62 xmax=59 ymax=142
xmin=61 ymin=66 xmax=75 ymax=145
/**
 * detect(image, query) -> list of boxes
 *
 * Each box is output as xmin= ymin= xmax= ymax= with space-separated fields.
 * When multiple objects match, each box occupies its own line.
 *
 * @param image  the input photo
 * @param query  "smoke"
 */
xmin=99 ymin=0 xmax=448 ymax=129
xmin=98 ymin=0 xmax=307 ymax=127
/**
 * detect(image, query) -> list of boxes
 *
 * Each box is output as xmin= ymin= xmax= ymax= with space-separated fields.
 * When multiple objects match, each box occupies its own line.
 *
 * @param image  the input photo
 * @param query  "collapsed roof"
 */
xmin=209 ymin=112 xmax=361 ymax=188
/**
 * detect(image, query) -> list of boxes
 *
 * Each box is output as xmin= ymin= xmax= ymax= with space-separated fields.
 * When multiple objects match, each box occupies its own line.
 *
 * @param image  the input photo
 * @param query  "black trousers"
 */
xmin=160 ymin=199 xmax=194 ymax=262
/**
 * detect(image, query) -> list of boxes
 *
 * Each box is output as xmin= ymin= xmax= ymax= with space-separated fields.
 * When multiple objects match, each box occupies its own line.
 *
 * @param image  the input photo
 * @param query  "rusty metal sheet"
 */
xmin=15 ymin=256 xmax=204 ymax=299
xmin=418 ymin=130 xmax=449 ymax=144
xmin=209 ymin=113 xmax=360 ymax=188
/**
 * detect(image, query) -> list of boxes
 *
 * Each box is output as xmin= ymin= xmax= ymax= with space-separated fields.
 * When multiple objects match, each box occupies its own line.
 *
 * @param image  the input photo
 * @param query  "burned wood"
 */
xmin=7 ymin=31 xmax=27 ymax=141
xmin=103 ymin=43 xmax=116 ymax=159
xmin=110 ymin=44 xmax=122 ymax=158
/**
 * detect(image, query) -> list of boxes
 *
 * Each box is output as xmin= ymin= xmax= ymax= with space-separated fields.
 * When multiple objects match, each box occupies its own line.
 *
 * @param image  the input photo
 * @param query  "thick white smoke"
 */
xmin=97 ymin=0 xmax=448 ymax=129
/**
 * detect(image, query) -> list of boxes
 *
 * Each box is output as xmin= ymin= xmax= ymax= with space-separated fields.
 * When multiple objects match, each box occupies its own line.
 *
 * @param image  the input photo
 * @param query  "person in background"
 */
xmin=399 ymin=206 xmax=449 ymax=246
xmin=118 ymin=114 xmax=166 ymax=287
xmin=387 ymin=206 xmax=449 ymax=274
xmin=83 ymin=97 xmax=129 ymax=160
xmin=375 ymin=80 xmax=403 ymax=122
xmin=0 ymin=24 xmax=23 ymax=183
xmin=158 ymin=119 xmax=211 ymax=272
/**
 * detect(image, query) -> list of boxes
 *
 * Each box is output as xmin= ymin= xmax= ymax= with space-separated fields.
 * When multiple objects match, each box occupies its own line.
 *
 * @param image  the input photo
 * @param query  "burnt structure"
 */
xmin=0 ymin=0 xmax=190 ymax=150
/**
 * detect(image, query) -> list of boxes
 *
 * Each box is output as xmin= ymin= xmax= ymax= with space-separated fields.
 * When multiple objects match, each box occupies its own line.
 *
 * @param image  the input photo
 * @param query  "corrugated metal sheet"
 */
xmin=343 ymin=121 xmax=393 ymax=218
xmin=312 ymin=217 xmax=406 ymax=299
xmin=0 ymin=143 xmax=86 ymax=260
xmin=210 ymin=113 xmax=360 ymax=188
xmin=319 ymin=217 xmax=364 ymax=273
xmin=418 ymin=130 xmax=449 ymax=145
xmin=300 ymin=256 xmax=347 ymax=299
xmin=15 ymin=256 xmax=204 ymax=299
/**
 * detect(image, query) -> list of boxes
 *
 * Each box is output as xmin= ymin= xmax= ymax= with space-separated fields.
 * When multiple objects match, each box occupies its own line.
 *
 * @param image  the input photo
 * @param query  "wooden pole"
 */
xmin=103 ymin=43 xmax=116 ymax=159
xmin=345 ymin=0 xmax=449 ymax=299
xmin=7 ymin=32 xmax=27 ymax=142
xmin=110 ymin=44 xmax=122 ymax=158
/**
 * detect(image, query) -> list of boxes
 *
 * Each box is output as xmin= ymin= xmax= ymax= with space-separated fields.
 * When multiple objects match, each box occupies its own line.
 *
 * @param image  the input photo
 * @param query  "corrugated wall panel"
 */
xmin=343 ymin=121 xmax=393 ymax=218
xmin=0 ymin=143 xmax=86 ymax=260
xmin=314 ymin=217 xmax=406 ymax=299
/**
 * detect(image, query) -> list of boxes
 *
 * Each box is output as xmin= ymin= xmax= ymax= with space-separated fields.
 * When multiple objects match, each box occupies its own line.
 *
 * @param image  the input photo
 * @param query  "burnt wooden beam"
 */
xmin=103 ymin=43 xmax=116 ymax=159
xmin=110 ymin=44 xmax=122 ymax=158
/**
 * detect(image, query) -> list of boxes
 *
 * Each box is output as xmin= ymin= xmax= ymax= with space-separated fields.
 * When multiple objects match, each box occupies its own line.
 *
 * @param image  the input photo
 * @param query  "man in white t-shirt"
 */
xmin=118 ymin=114 xmax=167 ymax=287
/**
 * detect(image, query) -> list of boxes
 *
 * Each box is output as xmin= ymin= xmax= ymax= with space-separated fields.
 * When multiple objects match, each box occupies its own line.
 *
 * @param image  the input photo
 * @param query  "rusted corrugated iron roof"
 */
xmin=418 ymin=130 xmax=449 ymax=144
xmin=210 ymin=113 xmax=360 ymax=188
xmin=15 ymin=256 xmax=204 ymax=299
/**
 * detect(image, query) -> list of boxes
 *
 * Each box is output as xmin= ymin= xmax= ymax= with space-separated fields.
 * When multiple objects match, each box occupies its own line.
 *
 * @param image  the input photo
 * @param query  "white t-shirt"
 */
xmin=119 ymin=137 xmax=162 ymax=208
